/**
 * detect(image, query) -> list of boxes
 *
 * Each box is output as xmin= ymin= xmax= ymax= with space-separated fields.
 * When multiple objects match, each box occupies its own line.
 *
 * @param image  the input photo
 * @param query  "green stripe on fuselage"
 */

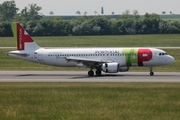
xmin=122 ymin=48 xmax=138 ymax=66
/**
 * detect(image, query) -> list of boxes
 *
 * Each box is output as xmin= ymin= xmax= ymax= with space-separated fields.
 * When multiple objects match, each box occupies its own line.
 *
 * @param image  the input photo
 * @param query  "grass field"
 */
xmin=1 ymin=34 xmax=180 ymax=47
xmin=160 ymin=14 xmax=180 ymax=21
xmin=0 ymin=35 xmax=180 ymax=120
xmin=0 ymin=83 xmax=180 ymax=120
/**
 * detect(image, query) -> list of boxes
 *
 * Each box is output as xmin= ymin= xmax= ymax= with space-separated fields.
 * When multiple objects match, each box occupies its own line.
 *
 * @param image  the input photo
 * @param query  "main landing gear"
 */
xmin=150 ymin=66 xmax=154 ymax=76
xmin=88 ymin=69 xmax=102 ymax=77
xmin=95 ymin=69 xmax=102 ymax=76
xmin=88 ymin=70 xmax=94 ymax=76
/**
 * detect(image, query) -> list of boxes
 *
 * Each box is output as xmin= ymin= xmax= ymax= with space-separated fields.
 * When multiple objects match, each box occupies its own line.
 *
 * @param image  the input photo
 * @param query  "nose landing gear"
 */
xmin=150 ymin=66 xmax=154 ymax=76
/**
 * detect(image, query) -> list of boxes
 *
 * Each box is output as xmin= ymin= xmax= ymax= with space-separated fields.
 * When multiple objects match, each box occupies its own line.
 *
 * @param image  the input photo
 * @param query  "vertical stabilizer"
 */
xmin=11 ymin=22 xmax=40 ymax=50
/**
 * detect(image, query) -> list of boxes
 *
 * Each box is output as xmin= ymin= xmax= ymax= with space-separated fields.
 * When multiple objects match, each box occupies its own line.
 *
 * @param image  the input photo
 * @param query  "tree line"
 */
xmin=0 ymin=0 xmax=180 ymax=36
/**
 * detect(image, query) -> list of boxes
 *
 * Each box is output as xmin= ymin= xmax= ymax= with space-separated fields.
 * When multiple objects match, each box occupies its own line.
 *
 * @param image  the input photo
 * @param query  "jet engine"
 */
xmin=101 ymin=62 xmax=119 ymax=73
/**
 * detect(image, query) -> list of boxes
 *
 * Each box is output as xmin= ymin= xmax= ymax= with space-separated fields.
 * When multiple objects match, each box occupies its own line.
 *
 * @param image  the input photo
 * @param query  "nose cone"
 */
xmin=168 ymin=56 xmax=175 ymax=64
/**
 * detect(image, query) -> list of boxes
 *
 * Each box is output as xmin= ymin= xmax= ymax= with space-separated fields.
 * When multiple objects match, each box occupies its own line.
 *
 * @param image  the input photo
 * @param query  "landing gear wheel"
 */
xmin=150 ymin=72 xmax=154 ymax=76
xmin=95 ymin=70 xmax=102 ymax=76
xmin=88 ymin=70 xmax=94 ymax=77
xmin=149 ymin=66 xmax=154 ymax=76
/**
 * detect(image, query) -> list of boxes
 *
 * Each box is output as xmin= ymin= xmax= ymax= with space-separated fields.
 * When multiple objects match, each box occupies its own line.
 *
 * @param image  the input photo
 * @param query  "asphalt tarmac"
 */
xmin=0 ymin=71 xmax=179 ymax=82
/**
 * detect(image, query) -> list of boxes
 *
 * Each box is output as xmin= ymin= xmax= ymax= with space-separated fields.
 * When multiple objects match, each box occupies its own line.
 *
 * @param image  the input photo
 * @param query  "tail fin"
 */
xmin=11 ymin=22 xmax=40 ymax=50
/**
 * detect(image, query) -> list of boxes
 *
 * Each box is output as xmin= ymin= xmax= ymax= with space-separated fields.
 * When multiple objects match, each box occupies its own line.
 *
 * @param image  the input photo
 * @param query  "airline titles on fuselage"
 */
xmin=95 ymin=50 xmax=120 ymax=54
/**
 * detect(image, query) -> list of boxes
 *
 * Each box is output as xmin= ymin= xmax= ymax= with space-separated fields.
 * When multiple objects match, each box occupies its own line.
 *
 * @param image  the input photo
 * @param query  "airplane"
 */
xmin=8 ymin=22 xmax=175 ymax=76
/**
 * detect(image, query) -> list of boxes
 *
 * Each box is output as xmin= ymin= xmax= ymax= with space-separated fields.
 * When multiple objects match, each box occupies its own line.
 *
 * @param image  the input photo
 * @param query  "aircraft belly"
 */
xmin=116 ymin=59 xmax=126 ymax=67
xmin=143 ymin=62 xmax=153 ymax=66
xmin=57 ymin=60 xmax=76 ymax=67
xmin=143 ymin=58 xmax=165 ymax=66
xmin=143 ymin=59 xmax=161 ymax=66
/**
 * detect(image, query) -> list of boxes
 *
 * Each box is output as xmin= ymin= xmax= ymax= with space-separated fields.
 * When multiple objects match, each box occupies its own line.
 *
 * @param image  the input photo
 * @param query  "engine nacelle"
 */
xmin=102 ymin=63 xmax=119 ymax=73
xmin=119 ymin=67 xmax=129 ymax=72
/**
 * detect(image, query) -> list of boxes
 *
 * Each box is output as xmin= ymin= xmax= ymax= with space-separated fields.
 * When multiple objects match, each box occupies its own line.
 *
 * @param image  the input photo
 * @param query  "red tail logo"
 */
xmin=17 ymin=23 xmax=34 ymax=50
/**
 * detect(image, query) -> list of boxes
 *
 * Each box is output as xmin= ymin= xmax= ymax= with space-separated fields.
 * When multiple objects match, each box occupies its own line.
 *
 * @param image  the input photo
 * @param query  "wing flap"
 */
xmin=66 ymin=57 xmax=102 ymax=63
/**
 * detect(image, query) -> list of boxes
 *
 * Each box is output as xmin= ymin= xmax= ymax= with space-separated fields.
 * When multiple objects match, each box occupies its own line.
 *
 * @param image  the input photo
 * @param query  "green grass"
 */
xmin=160 ymin=14 xmax=180 ymax=21
xmin=1 ymin=34 xmax=180 ymax=47
xmin=0 ymin=35 xmax=180 ymax=120
xmin=0 ymin=83 xmax=180 ymax=120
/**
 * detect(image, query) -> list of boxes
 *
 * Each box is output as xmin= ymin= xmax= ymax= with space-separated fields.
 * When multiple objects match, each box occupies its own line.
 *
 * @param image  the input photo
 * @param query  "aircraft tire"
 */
xmin=150 ymin=72 xmax=154 ymax=76
xmin=96 ymin=70 xmax=102 ymax=76
xmin=88 ymin=70 xmax=94 ymax=76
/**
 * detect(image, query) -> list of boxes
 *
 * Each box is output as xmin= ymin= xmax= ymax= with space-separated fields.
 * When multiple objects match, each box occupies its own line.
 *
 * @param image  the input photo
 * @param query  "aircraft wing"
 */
xmin=65 ymin=56 xmax=113 ymax=68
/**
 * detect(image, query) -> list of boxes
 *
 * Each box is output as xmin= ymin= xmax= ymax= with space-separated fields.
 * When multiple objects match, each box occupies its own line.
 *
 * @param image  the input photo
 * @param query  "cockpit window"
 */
xmin=159 ymin=53 xmax=168 ymax=56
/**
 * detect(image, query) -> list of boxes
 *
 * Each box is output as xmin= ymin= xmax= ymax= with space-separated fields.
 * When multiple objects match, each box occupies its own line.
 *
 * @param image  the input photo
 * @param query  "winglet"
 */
xmin=11 ymin=22 xmax=40 ymax=50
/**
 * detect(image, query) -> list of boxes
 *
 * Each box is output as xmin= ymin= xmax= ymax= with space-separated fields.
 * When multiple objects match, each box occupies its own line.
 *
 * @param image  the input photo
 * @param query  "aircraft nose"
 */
xmin=168 ymin=56 xmax=175 ymax=64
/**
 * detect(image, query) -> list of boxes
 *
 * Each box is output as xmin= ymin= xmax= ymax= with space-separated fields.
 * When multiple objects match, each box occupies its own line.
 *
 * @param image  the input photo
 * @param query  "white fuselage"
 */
xmin=9 ymin=47 xmax=175 ymax=68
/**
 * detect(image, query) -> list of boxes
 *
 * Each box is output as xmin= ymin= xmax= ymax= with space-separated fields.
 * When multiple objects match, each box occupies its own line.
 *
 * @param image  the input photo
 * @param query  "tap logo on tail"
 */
xmin=11 ymin=22 xmax=34 ymax=50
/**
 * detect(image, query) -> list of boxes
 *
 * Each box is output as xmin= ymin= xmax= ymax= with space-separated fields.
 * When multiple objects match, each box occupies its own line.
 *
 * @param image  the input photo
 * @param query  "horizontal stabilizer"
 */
xmin=8 ymin=51 xmax=29 ymax=57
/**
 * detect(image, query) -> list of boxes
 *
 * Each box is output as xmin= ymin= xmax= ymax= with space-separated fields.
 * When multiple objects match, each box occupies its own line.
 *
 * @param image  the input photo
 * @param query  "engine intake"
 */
xmin=102 ymin=63 xmax=119 ymax=73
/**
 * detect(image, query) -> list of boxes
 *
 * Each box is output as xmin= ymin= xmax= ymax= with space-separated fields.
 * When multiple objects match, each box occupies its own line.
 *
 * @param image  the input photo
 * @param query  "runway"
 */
xmin=0 ymin=71 xmax=180 ymax=82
